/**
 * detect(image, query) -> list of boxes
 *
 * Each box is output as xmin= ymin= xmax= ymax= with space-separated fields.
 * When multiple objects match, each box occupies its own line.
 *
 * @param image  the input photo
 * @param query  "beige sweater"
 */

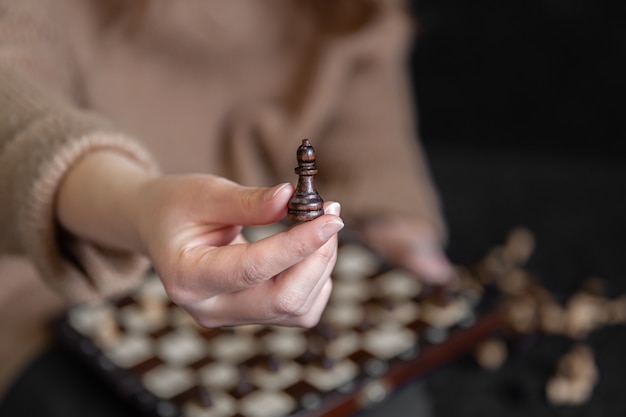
xmin=0 ymin=0 xmax=442 ymax=302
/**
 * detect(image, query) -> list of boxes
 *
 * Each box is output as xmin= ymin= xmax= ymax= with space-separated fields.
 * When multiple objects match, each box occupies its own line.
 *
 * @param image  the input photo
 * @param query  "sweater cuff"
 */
xmin=25 ymin=131 xmax=159 ymax=302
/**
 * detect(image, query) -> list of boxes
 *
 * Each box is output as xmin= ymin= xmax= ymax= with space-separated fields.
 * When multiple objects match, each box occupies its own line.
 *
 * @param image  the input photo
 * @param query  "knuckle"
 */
xmin=319 ymin=243 xmax=338 ymax=264
xmin=239 ymin=255 xmax=270 ymax=287
xmin=162 ymin=278 xmax=196 ymax=305
xmin=285 ymin=231 xmax=310 ymax=259
xmin=294 ymin=313 xmax=323 ymax=329
xmin=296 ymin=281 xmax=332 ymax=328
xmin=158 ymin=264 xmax=197 ymax=306
xmin=162 ymin=283 xmax=189 ymax=305
xmin=194 ymin=315 xmax=225 ymax=329
xmin=273 ymin=290 xmax=308 ymax=317
xmin=182 ymin=297 xmax=230 ymax=329
xmin=238 ymin=187 xmax=258 ymax=213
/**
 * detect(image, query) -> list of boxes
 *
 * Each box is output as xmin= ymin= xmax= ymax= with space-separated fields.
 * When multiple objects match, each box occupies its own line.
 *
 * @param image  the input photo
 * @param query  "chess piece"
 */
xmin=320 ymin=353 xmax=336 ymax=370
xmin=265 ymin=354 xmax=281 ymax=372
xmin=545 ymin=344 xmax=598 ymax=406
xmin=232 ymin=366 xmax=255 ymax=398
xmin=502 ymin=227 xmax=535 ymax=266
xmin=420 ymin=283 xmax=467 ymax=328
xmin=288 ymin=139 xmax=324 ymax=222
xmin=539 ymin=298 xmax=566 ymax=335
xmin=564 ymin=291 xmax=608 ymax=339
xmin=358 ymin=310 xmax=376 ymax=332
xmin=607 ymin=295 xmax=626 ymax=323
xmin=474 ymin=337 xmax=507 ymax=370
xmin=503 ymin=294 xmax=538 ymax=334
xmin=195 ymin=386 xmax=213 ymax=408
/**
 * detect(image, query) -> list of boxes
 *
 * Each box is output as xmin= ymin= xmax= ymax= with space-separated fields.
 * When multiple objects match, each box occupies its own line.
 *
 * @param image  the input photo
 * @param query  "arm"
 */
xmin=0 ymin=3 xmax=157 ymax=300
xmin=0 ymin=67 xmax=158 ymax=299
xmin=1 ymin=4 xmax=343 ymax=327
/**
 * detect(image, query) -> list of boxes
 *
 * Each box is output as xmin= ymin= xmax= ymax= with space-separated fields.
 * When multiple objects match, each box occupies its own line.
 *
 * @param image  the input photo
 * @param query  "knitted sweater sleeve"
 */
xmin=0 ymin=4 xmax=158 ymax=301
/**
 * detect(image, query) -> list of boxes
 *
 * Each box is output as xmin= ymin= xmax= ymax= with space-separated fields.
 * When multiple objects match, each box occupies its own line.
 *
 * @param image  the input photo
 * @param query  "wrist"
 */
xmin=56 ymin=150 xmax=157 ymax=255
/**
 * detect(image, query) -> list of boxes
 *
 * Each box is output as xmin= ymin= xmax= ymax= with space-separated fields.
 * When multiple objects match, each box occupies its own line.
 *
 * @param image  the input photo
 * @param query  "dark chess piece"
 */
xmin=195 ymin=386 xmax=213 ymax=408
xmin=288 ymin=139 xmax=324 ymax=222
xmin=265 ymin=354 xmax=281 ymax=372
xmin=231 ymin=366 xmax=255 ymax=398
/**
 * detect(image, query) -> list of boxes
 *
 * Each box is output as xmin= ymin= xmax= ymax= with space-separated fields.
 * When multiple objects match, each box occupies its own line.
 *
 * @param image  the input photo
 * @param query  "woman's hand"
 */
xmin=359 ymin=215 xmax=452 ymax=284
xmin=136 ymin=176 xmax=343 ymax=328
xmin=57 ymin=151 xmax=343 ymax=327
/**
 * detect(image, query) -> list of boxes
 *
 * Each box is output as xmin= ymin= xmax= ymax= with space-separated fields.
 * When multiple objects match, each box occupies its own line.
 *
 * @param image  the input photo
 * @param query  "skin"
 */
xmin=56 ymin=151 xmax=343 ymax=328
xmin=360 ymin=216 xmax=452 ymax=284
xmin=56 ymin=151 xmax=452 ymax=329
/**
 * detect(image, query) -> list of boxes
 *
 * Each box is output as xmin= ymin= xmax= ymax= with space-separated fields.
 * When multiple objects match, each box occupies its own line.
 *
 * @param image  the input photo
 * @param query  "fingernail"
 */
xmin=325 ymin=202 xmax=341 ymax=216
xmin=265 ymin=183 xmax=291 ymax=201
xmin=319 ymin=219 xmax=344 ymax=241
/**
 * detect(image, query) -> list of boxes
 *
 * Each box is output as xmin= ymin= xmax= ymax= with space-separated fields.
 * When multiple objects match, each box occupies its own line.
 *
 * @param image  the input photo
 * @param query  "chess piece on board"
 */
xmin=287 ymin=139 xmax=324 ymax=222
xmin=545 ymin=343 xmax=598 ymax=406
xmin=474 ymin=337 xmax=508 ymax=371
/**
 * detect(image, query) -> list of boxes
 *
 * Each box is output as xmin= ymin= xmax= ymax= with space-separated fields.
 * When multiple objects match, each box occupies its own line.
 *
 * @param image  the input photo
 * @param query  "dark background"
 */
xmin=411 ymin=0 xmax=626 ymax=156
xmin=408 ymin=0 xmax=625 ymax=292
xmin=408 ymin=1 xmax=626 ymax=415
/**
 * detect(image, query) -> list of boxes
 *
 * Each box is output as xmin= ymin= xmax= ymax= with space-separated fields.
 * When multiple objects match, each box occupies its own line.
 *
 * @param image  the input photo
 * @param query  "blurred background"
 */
xmin=409 ymin=0 xmax=625 ymax=290
xmin=1 ymin=1 xmax=625 ymax=416
xmin=412 ymin=0 xmax=626 ymax=155
xmin=408 ymin=1 xmax=626 ymax=415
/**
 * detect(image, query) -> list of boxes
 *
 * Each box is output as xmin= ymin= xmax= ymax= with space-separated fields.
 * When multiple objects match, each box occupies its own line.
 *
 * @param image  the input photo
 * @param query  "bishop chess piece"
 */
xmin=288 ymin=139 xmax=324 ymax=222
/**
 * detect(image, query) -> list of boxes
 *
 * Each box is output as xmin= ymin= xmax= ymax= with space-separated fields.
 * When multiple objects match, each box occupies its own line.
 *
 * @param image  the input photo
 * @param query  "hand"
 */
xmin=359 ymin=215 xmax=452 ymax=284
xmin=135 ymin=176 xmax=343 ymax=328
xmin=57 ymin=151 xmax=343 ymax=328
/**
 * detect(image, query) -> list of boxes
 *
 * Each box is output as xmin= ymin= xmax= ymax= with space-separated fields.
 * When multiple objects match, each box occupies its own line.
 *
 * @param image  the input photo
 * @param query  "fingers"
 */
xmin=361 ymin=216 xmax=452 ymax=284
xmin=266 ymin=232 xmax=338 ymax=321
xmin=212 ymin=203 xmax=342 ymax=292
xmin=189 ymin=274 xmax=334 ymax=328
xmin=167 ymin=202 xmax=342 ymax=297
xmin=178 ymin=203 xmax=342 ymax=327
xmin=401 ymin=242 xmax=452 ymax=284
xmin=193 ymin=238 xmax=337 ymax=327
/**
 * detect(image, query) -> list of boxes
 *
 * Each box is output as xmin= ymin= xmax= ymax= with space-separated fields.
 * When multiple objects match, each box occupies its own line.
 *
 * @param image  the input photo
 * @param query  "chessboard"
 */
xmin=51 ymin=226 xmax=513 ymax=417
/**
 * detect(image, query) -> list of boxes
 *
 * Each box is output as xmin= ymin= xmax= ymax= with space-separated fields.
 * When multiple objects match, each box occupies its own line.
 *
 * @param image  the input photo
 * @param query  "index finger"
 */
xmin=183 ymin=204 xmax=343 ymax=297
